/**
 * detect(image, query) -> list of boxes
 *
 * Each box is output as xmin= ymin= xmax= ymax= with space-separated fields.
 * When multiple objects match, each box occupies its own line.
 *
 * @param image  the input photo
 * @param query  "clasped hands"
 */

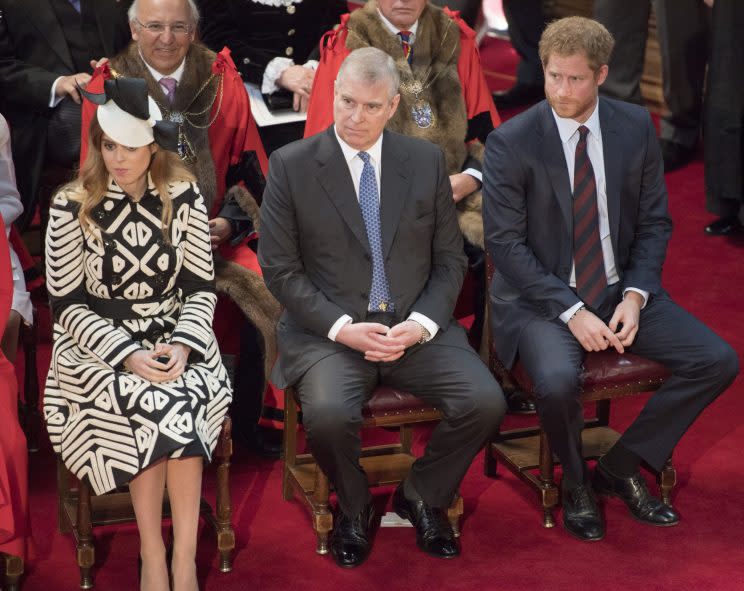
xmin=567 ymin=292 xmax=643 ymax=353
xmin=123 ymin=342 xmax=191 ymax=383
xmin=336 ymin=320 xmax=422 ymax=362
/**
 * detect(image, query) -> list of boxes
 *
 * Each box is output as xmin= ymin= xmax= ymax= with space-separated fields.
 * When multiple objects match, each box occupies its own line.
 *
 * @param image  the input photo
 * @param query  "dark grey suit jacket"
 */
xmin=259 ymin=127 xmax=469 ymax=388
xmin=483 ymin=97 xmax=672 ymax=368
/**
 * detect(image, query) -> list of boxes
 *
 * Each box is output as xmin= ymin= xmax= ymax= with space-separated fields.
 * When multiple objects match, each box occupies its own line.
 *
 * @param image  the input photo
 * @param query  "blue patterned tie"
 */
xmin=358 ymin=151 xmax=392 ymax=312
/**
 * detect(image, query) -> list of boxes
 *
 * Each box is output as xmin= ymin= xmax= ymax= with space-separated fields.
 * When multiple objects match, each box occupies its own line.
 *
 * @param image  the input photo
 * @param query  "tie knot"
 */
xmin=578 ymin=125 xmax=589 ymax=141
xmin=358 ymin=151 xmax=371 ymax=164
xmin=398 ymin=30 xmax=412 ymax=42
xmin=159 ymin=77 xmax=177 ymax=96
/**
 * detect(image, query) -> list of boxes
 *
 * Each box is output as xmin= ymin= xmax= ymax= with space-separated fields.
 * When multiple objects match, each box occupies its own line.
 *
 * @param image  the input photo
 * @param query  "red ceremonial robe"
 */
xmin=0 ymin=218 xmax=30 ymax=563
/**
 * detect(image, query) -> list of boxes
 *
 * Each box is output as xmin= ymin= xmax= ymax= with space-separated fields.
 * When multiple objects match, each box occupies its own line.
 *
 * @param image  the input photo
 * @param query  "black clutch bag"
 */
xmin=263 ymin=90 xmax=294 ymax=112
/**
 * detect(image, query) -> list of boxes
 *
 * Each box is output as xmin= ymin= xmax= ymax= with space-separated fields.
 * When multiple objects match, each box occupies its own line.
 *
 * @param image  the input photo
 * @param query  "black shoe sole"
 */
xmin=594 ymin=488 xmax=680 ymax=527
xmin=561 ymin=519 xmax=605 ymax=542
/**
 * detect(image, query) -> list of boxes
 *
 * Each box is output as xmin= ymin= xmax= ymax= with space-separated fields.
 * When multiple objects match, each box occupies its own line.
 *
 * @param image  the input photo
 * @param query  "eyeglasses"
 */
xmin=134 ymin=19 xmax=193 ymax=35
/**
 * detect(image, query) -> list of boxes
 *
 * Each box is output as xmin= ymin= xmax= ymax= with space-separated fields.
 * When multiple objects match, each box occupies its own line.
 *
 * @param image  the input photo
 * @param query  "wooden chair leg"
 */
xmin=311 ymin=467 xmax=332 ymax=555
xmin=215 ymin=417 xmax=235 ymax=573
xmin=658 ymin=458 xmax=676 ymax=506
xmin=57 ymin=460 xmax=72 ymax=533
xmin=483 ymin=426 xmax=500 ymax=477
xmin=76 ymin=478 xmax=95 ymax=589
xmin=2 ymin=553 xmax=23 ymax=591
xmin=447 ymin=494 xmax=464 ymax=538
xmin=282 ymin=389 xmax=298 ymax=501
xmin=538 ymin=430 xmax=558 ymax=528
xmin=399 ymin=424 xmax=413 ymax=454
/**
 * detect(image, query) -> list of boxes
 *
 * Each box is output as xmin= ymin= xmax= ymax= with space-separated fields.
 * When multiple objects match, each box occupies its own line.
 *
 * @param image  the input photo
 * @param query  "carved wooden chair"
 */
xmin=19 ymin=307 xmax=41 ymax=453
xmin=56 ymin=354 xmax=237 ymax=589
xmin=482 ymin=257 xmax=676 ymax=527
xmin=282 ymin=385 xmax=464 ymax=555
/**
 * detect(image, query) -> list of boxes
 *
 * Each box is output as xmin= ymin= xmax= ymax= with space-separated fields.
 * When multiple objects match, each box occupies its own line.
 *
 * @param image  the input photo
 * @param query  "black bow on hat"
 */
xmin=79 ymin=77 xmax=180 ymax=152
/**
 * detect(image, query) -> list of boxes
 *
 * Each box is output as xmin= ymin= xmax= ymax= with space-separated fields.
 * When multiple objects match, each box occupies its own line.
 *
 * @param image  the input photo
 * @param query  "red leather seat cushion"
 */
xmin=362 ymin=386 xmax=436 ymax=418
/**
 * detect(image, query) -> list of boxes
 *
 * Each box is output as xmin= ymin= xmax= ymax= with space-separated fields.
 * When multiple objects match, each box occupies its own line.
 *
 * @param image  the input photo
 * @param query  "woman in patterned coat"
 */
xmin=43 ymin=78 xmax=231 ymax=591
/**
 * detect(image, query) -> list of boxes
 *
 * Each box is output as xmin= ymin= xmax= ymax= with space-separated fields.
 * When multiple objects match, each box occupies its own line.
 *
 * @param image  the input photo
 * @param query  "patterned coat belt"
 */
xmin=86 ymin=292 xmax=179 ymax=320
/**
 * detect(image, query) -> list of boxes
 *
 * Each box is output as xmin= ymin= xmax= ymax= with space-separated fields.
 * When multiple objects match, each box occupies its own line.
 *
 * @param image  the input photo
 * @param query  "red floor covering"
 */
xmin=16 ymin=36 xmax=744 ymax=591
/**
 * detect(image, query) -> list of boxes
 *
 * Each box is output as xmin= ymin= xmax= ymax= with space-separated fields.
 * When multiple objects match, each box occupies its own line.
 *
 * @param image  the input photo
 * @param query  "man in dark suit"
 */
xmin=0 ymin=0 xmax=132 ymax=229
xmin=483 ymin=17 xmax=738 ymax=542
xmin=259 ymin=47 xmax=505 ymax=568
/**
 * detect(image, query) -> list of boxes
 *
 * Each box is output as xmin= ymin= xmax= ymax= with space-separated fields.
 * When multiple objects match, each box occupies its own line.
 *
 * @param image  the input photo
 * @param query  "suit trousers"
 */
xmin=516 ymin=285 xmax=738 ymax=485
xmin=594 ymin=0 xmax=709 ymax=149
xmin=296 ymin=319 xmax=505 ymax=517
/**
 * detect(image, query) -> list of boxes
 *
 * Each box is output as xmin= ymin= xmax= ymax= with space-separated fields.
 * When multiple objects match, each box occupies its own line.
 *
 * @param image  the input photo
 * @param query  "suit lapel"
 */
xmin=315 ymin=127 xmax=371 ymax=254
xmin=599 ymin=98 xmax=622 ymax=258
xmin=538 ymin=102 xmax=573 ymax=233
xmin=23 ymin=0 xmax=74 ymax=71
xmin=379 ymin=131 xmax=410 ymax=258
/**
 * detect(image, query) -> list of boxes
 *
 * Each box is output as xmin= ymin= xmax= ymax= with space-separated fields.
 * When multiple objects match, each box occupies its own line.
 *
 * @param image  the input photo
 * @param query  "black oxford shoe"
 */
xmin=562 ymin=483 xmax=605 ymax=542
xmin=392 ymin=484 xmax=460 ymax=558
xmin=505 ymin=388 xmax=537 ymax=415
xmin=704 ymin=216 xmax=743 ymax=236
xmin=329 ymin=503 xmax=375 ymax=568
xmin=593 ymin=462 xmax=680 ymax=527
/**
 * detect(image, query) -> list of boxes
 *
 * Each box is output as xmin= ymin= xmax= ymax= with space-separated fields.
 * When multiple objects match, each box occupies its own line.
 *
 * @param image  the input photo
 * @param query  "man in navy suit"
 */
xmin=483 ymin=16 xmax=738 ymax=542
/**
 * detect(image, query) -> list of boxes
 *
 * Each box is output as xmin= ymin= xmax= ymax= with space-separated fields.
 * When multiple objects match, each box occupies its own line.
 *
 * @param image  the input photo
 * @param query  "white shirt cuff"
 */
xmin=560 ymin=301 xmax=585 ymax=324
xmin=303 ymin=59 xmax=319 ymax=71
xmin=328 ymin=314 xmax=353 ymax=342
xmin=463 ymin=168 xmax=482 ymax=184
xmin=261 ymin=57 xmax=295 ymax=94
xmin=623 ymin=288 xmax=649 ymax=308
xmin=50 ymin=76 xmax=65 ymax=108
xmin=407 ymin=312 xmax=439 ymax=339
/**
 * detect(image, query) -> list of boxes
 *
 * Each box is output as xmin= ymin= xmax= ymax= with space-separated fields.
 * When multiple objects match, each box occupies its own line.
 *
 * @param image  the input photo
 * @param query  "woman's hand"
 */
xmin=123 ymin=343 xmax=191 ymax=383
xmin=123 ymin=349 xmax=172 ymax=382
xmin=154 ymin=342 xmax=191 ymax=381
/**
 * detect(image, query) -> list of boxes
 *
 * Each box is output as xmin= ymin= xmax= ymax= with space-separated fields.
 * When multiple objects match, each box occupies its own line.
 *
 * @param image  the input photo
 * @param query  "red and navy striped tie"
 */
xmin=573 ymin=125 xmax=607 ymax=309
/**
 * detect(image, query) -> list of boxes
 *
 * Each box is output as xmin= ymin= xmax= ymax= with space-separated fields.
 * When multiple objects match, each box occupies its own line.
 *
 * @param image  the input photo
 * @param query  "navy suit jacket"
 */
xmin=483 ymin=97 xmax=672 ymax=368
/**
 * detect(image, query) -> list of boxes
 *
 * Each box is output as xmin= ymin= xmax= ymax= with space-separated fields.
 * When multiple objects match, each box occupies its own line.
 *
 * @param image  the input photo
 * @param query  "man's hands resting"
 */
xmin=567 ymin=292 xmax=643 ymax=353
xmin=336 ymin=320 xmax=422 ymax=363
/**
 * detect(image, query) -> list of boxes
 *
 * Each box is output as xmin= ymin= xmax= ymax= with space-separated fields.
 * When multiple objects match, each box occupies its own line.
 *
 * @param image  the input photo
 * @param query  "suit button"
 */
xmin=285 ymin=46 xmax=294 ymax=57
xmin=288 ymin=29 xmax=296 ymax=37
xmin=243 ymin=57 xmax=251 ymax=64
xmin=286 ymin=4 xmax=296 ymax=14
xmin=361 ymin=292 xmax=368 ymax=300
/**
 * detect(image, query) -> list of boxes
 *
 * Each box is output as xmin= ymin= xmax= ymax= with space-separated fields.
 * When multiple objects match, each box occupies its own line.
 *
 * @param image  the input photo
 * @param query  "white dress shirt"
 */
xmin=327 ymin=128 xmax=440 ymax=342
xmin=552 ymin=103 xmax=648 ymax=323
xmin=141 ymin=54 xmax=187 ymax=87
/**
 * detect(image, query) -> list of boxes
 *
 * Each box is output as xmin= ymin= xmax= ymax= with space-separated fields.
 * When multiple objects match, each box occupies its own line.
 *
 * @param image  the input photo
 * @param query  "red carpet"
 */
xmin=16 ymin=35 xmax=744 ymax=591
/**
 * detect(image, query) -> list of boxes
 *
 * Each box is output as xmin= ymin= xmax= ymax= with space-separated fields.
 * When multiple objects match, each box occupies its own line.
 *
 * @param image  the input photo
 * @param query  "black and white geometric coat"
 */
xmin=43 ymin=177 xmax=232 ymax=495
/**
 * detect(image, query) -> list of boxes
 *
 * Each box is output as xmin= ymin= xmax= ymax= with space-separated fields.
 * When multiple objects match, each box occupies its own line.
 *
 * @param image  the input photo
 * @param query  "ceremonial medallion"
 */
xmin=411 ymin=100 xmax=435 ymax=129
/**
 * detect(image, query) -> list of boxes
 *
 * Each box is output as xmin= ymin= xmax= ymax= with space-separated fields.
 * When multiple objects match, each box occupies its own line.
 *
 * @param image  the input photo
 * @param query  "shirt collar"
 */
xmin=334 ymin=126 xmax=384 ymax=169
xmin=140 ymin=50 xmax=187 ymax=84
xmin=551 ymin=100 xmax=601 ymax=144
xmin=377 ymin=9 xmax=419 ymax=41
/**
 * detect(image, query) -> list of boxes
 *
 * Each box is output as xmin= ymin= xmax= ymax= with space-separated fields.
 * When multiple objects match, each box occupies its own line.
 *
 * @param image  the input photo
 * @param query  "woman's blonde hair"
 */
xmin=66 ymin=116 xmax=195 ymax=239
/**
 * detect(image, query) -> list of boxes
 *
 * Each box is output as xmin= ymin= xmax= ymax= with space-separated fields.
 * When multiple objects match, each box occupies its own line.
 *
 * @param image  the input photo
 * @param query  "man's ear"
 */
xmin=596 ymin=64 xmax=609 ymax=87
xmin=387 ymin=93 xmax=401 ymax=120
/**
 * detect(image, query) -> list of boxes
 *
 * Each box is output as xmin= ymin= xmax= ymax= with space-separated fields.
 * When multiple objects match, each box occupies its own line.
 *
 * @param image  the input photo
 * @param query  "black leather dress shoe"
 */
xmin=329 ymin=504 xmax=375 ymax=568
xmin=505 ymin=387 xmax=537 ymax=415
xmin=704 ymin=216 xmax=743 ymax=236
xmin=562 ymin=483 xmax=605 ymax=542
xmin=659 ymin=139 xmax=695 ymax=172
xmin=392 ymin=484 xmax=460 ymax=558
xmin=492 ymin=83 xmax=544 ymax=110
xmin=593 ymin=463 xmax=680 ymax=526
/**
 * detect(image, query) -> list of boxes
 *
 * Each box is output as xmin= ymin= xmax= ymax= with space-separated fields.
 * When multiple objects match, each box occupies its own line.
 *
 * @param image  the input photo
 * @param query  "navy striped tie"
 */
xmin=573 ymin=125 xmax=607 ymax=309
